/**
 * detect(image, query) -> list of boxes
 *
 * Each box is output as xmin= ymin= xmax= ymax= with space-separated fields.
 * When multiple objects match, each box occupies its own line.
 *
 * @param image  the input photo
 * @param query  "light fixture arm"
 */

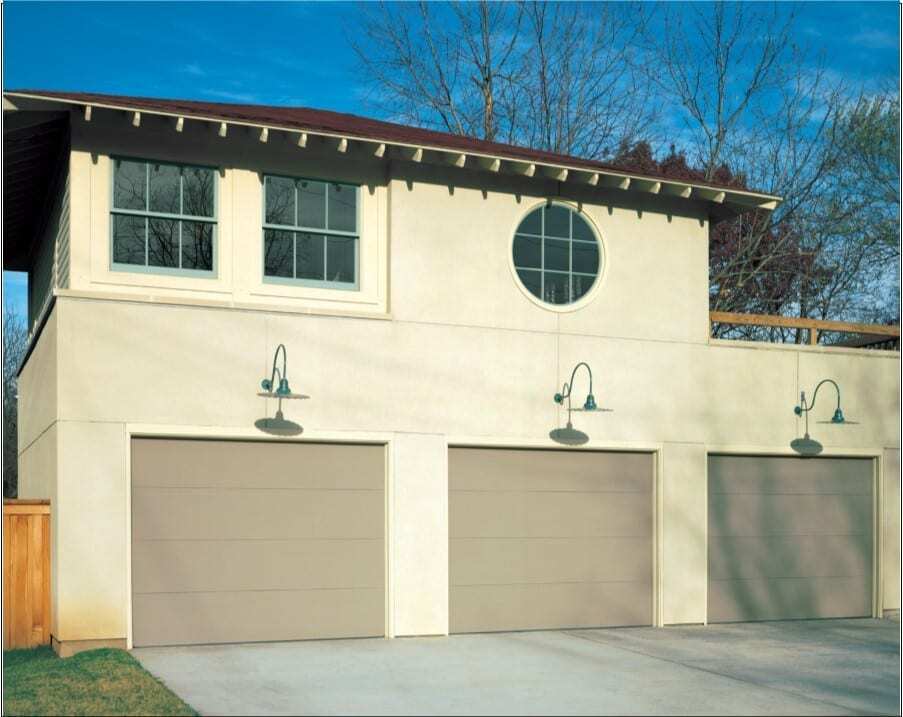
xmin=795 ymin=378 xmax=843 ymax=436
xmin=266 ymin=344 xmax=289 ymax=389
xmin=555 ymin=362 xmax=595 ymax=413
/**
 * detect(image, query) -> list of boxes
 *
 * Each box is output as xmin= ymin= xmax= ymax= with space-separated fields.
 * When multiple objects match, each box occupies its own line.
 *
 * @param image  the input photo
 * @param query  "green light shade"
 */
xmin=831 ymin=408 xmax=845 ymax=424
xmin=261 ymin=379 xmax=272 ymax=391
xmin=276 ymin=378 xmax=292 ymax=396
xmin=583 ymin=394 xmax=597 ymax=411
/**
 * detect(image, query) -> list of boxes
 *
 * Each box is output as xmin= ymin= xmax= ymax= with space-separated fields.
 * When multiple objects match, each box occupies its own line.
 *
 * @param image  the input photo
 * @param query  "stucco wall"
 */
xmin=20 ymin=110 xmax=901 ymax=645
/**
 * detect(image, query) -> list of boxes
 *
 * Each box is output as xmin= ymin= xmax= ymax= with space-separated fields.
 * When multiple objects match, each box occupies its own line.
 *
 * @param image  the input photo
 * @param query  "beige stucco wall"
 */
xmin=15 ymin=109 xmax=900 ymax=646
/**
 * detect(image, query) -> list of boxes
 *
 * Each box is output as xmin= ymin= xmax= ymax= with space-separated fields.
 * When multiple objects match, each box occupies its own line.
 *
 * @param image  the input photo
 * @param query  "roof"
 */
xmin=4 ymin=89 xmax=781 ymax=207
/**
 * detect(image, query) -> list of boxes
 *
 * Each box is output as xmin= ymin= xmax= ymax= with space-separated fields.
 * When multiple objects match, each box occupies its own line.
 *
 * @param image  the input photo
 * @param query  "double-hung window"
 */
xmin=111 ymin=158 xmax=216 ymax=274
xmin=263 ymin=176 xmax=359 ymax=288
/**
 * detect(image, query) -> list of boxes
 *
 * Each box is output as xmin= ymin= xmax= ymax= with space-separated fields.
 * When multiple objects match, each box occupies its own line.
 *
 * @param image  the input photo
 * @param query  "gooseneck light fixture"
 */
xmin=255 ymin=344 xmax=309 ymax=436
xmin=791 ymin=378 xmax=852 ymax=456
xmin=550 ymin=361 xmax=610 ymax=445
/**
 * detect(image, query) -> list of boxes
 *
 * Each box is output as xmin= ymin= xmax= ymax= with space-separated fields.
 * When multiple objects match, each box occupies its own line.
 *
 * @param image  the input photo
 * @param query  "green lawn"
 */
xmin=3 ymin=647 xmax=196 ymax=716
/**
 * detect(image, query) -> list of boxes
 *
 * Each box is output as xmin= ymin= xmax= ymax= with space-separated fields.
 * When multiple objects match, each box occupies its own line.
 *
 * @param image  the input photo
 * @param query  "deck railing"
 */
xmin=710 ymin=311 xmax=900 ymax=350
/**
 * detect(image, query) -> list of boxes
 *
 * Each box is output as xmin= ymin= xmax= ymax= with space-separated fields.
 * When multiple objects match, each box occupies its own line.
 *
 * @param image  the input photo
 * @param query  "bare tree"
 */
xmin=3 ymin=307 xmax=28 ymax=498
xmin=352 ymin=1 xmax=657 ymax=158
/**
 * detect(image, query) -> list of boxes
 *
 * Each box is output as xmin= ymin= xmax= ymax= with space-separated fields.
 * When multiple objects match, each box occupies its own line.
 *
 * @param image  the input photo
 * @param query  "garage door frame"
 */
xmin=448 ymin=440 xmax=663 ymax=629
xmin=124 ymin=426 xmax=393 ymax=649
xmin=704 ymin=447 xmax=883 ymax=623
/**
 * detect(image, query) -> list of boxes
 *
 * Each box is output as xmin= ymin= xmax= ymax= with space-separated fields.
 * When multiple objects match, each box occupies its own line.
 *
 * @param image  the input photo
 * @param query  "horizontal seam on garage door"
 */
xmin=132 ymin=486 xmax=383 ymax=491
xmin=708 ymin=575 xmax=870 ymax=582
xmin=133 ymin=537 xmax=383 ymax=542
xmin=709 ymin=491 xmax=872 ymax=496
xmin=451 ymin=579 xmax=653 ymax=587
xmin=449 ymin=489 xmax=650 ymax=494
xmin=134 ymin=586 xmax=384 ymax=595
xmin=450 ymin=534 xmax=652 ymax=539
xmin=709 ymin=532 xmax=870 ymax=538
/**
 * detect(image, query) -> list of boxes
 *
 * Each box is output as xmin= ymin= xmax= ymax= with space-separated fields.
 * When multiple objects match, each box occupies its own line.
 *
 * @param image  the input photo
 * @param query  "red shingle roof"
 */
xmin=6 ymin=89 xmax=774 ymax=197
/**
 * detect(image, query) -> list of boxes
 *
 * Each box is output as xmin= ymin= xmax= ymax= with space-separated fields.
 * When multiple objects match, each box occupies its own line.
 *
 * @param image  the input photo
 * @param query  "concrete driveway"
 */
xmin=134 ymin=618 xmax=899 ymax=716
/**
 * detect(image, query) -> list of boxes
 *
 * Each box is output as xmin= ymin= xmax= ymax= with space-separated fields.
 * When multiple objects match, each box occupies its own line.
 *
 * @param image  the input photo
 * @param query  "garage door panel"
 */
xmin=133 ymin=488 xmax=384 ymax=541
xmin=708 ymin=534 xmax=872 ymax=581
xmin=132 ymin=439 xmax=385 ymax=646
xmin=449 ymin=448 xmax=650 ymax=493
xmin=133 ymin=538 xmax=384 ymax=594
xmin=708 ymin=493 xmax=872 ymax=537
xmin=132 ymin=439 xmax=384 ymax=491
xmin=709 ymin=576 xmax=872 ymax=623
xmin=133 ymin=588 xmax=385 ymax=647
xmin=707 ymin=455 xmax=872 ymax=623
xmin=450 ymin=581 xmax=651 ymax=633
xmin=450 ymin=537 xmax=652 ymax=586
xmin=449 ymin=447 xmax=654 ymax=633
xmin=709 ymin=455 xmax=872 ymax=495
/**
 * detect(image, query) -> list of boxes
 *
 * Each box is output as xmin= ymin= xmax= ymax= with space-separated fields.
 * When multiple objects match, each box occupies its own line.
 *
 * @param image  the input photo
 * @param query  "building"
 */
xmin=4 ymin=90 xmax=900 ymax=657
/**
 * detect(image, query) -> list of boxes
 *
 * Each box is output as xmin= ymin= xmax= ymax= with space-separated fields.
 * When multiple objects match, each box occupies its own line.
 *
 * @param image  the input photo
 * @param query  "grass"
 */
xmin=3 ymin=647 xmax=196 ymax=716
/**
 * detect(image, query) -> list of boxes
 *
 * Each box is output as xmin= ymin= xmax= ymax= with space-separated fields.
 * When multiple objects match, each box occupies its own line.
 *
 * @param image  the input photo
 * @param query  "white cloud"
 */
xmin=849 ymin=29 xmax=898 ymax=50
xmin=180 ymin=63 xmax=206 ymax=77
xmin=200 ymin=89 xmax=259 ymax=104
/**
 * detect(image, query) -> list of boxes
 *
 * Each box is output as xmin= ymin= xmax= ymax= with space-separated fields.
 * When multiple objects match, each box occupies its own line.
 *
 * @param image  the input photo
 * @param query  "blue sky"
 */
xmin=3 ymin=1 xmax=899 ymax=320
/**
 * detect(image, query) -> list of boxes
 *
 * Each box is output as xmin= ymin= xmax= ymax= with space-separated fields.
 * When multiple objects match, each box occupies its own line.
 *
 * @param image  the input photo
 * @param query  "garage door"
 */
xmin=708 ymin=455 xmax=873 ymax=622
xmin=131 ymin=438 xmax=385 ymax=647
xmin=449 ymin=447 xmax=654 ymax=633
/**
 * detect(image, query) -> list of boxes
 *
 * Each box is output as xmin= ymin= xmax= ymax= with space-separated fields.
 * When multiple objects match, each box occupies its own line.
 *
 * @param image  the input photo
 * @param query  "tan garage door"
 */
xmin=131 ymin=438 xmax=385 ymax=647
xmin=708 ymin=455 xmax=873 ymax=623
xmin=449 ymin=447 xmax=654 ymax=633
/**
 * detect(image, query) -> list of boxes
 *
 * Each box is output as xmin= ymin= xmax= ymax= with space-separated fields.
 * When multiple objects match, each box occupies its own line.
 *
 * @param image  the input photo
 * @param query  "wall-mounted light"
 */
xmin=550 ymin=362 xmax=610 ymax=445
xmin=255 ymin=344 xmax=309 ymax=436
xmin=791 ymin=378 xmax=853 ymax=456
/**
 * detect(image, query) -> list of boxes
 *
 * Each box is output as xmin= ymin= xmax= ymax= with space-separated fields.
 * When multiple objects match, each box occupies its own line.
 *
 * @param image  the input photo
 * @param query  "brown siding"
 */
xmin=449 ymin=448 xmax=654 ymax=633
xmin=707 ymin=455 xmax=873 ymax=622
xmin=131 ymin=438 xmax=385 ymax=647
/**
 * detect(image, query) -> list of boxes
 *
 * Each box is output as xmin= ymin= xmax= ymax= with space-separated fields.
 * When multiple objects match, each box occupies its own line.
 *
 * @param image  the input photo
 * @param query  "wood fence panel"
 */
xmin=3 ymin=500 xmax=51 ymax=649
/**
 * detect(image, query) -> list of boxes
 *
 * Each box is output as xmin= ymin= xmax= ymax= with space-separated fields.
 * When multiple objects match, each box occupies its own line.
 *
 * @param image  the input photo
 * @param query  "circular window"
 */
xmin=512 ymin=203 xmax=602 ymax=307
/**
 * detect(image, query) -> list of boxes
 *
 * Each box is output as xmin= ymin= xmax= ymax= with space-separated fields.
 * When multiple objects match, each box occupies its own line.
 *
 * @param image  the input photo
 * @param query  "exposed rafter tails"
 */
xmin=259 ymin=127 xmax=268 ymax=143
xmin=478 ymin=157 xmax=500 ymax=172
xmin=587 ymin=172 xmax=599 ymax=186
xmin=175 ymin=117 xmax=184 ymax=133
xmin=297 ymin=132 xmax=307 ymax=148
xmin=445 ymin=152 xmax=467 ymax=168
xmin=510 ymin=162 xmax=536 ymax=177
xmin=337 ymin=138 xmax=348 ymax=153
xmin=631 ymin=179 xmax=661 ymax=194
xmin=373 ymin=143 xmax=386 ymax=158
xmin=694 ymin=188 xmax=727 ymax=204
xmin=543 ymin=166 xmax=568 ymax=181
xmin=598 ymin=174 xmax=631 ymax=190
xmin=401 ymin=147 xmax=423 ymax=162
xmin=218 ymin=122 xmax=228 ymax=138
xmin=131 ymin=111 xmax=141 ymax=128
xmin=660 ymin=183 xmax=692 ymax=199
xmin=84 ymin=105 xmax=92 ymax=122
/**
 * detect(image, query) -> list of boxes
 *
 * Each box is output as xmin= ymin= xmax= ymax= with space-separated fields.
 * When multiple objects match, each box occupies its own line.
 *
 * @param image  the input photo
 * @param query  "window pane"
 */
xmin=543 ymin=272 xmax=570 ymax=304
xmin=112 ymin=214 xmax=146 ymax=265
xmin=516 ymin=208 xmax=542 ymax=235
xmin=264 ymin=229 xmax=294 ymax=278
xmin=181 ymin=221 xmax=213 ymax=271
xmin=543 ymin=204 xmax=570 ymax=238
xmin=183 ymin=167 xmax=215 ymax=218
xmin=148 ymin=163 xmax=181 ymax=214
xmin=572 ymin=214 xmax=595 ymax=242
xmin=571 ymin=274 xmax=595 ymax=301
xmin=265 ymin=176 xmax=295 ymax=226
xmin=296 ymin=232 xmax=325 ymax=280
xmin=516 ymin=268 xmax=541 ymax=299
xmin=572 ymin=241 xmax=599 ymax=274
xmin=544 ymin=238 xmax=569 ymax=271
xmin=147 ymin=218 xmax=179 ymax=268
xmin=113 ymin=160 xmax=146 ymax=211
xmin=298 ymin=180 xmax=326 ymax=229
xmin=326 ymin=236 xmax=356 ymax=283
xmin=327 ymin=183 xmax=356 ymax=232
xmin=513 ymin=235 xmax=541 ymax=269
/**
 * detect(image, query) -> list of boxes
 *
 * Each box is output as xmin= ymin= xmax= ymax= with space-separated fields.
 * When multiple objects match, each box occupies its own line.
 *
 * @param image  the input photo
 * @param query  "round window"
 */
xmin=512 ymin=203 xmax=602 ymax=306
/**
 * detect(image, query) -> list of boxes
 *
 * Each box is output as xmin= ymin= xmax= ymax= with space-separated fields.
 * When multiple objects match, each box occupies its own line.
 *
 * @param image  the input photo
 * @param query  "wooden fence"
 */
xmin=710 ymin=311 xmax=900 ymax=349
xmin=3 ymin=500 xmax=51 ymax=650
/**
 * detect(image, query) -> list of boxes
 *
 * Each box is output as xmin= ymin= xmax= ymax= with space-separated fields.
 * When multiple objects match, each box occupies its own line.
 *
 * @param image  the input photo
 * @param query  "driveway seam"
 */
xmin=560 ymin=630 xmax=884 ymax=717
